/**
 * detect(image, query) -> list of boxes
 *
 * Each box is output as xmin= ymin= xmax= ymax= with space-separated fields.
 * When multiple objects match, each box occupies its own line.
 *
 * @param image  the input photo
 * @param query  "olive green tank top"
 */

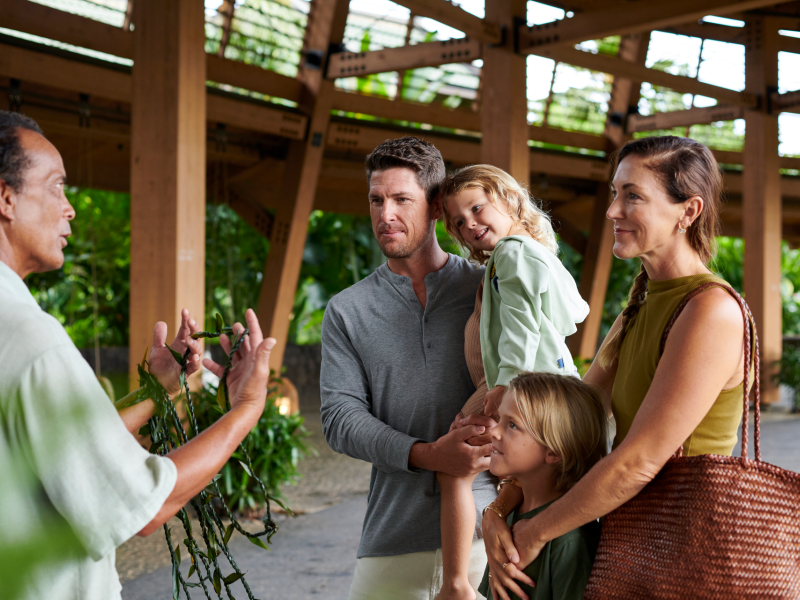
xmin=611 ymin=273 xmax=748 ymax=457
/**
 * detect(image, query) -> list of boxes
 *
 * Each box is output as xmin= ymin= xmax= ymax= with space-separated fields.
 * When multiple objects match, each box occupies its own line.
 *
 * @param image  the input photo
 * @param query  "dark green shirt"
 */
xmin=478 ymin=501 xmax=600 ymax=600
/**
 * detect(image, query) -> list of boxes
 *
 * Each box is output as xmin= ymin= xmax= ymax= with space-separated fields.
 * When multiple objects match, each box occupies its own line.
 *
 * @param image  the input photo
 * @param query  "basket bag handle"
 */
xmin=659 ymin=282 xmax=761 ymax=462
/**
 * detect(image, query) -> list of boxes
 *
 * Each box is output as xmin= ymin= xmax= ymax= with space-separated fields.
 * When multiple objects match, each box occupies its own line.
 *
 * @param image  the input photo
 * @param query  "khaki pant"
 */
xmin=348 ymin=540 xmax=488 ymax=600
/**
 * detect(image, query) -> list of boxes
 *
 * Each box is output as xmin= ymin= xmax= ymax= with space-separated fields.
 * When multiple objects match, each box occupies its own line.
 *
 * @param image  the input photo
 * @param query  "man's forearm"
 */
xmin=138 ymin=404 xmax=260 ymax=536
xmin=407 ymin=440 xmax=437 ymax=472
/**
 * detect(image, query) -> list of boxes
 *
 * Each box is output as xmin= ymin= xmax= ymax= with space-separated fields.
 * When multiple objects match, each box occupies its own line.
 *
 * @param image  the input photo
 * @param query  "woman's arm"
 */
xmin=506 ymin=288 xmax=746 ymax=570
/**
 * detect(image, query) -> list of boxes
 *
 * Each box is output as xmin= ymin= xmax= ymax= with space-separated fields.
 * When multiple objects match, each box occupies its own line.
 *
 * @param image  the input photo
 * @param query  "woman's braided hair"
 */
xmin=596 ymin=136 xmax=723 ymax=369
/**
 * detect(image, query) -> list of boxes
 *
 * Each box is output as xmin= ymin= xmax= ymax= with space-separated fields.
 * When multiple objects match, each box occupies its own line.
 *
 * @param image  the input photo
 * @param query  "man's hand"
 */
xmin=202 ymin=309 xmax=276 ymax=416
xmin=450 ymin=413 xmax=497 ymax=447
xmin=408 ymin=423 xmax=492 ymax=477
xmin=484 ymin=385 xmax=506 ymax=418
xmin=149 ymin=308 xmax=203 ymax=397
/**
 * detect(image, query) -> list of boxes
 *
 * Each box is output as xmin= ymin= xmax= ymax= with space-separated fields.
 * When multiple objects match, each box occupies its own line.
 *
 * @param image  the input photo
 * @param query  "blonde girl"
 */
xmin=435 ymin=165 xmax=589 ymax=599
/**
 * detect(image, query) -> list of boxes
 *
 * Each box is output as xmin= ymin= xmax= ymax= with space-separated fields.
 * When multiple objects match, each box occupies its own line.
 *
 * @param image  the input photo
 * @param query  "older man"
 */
xmin=0 ymin=110 xmax=274 ymax=600
xmin=321 ymin=137 xmax=497 ymax=599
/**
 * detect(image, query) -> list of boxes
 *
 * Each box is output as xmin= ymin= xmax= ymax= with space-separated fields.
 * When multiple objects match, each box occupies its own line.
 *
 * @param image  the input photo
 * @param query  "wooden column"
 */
xmin=570 ymin=32 xmax=650 ymax=359
xmin=743 ymin=17 xmax=782 ymax=404
xmin=257 ymin=0 xmax=348 ymax=372
xmin=480 ymin=0 xmax=529 ymax=185
xmin=129 ymin=0 xmax=206 ymax=387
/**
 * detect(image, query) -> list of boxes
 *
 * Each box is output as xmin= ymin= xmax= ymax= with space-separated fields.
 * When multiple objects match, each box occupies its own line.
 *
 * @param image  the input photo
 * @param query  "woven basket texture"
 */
xmin=584 ymin=283 xmax=800 ymax=599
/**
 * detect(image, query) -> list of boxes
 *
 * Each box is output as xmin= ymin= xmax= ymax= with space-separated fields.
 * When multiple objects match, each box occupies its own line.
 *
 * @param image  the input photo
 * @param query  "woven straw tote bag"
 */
xmin=584 ymin=282 xmax=800 ymax=599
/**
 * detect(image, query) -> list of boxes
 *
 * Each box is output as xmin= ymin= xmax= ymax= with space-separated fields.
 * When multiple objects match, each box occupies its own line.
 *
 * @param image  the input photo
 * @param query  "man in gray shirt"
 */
xmin=321 ymin=137 xmax=496 ymax=599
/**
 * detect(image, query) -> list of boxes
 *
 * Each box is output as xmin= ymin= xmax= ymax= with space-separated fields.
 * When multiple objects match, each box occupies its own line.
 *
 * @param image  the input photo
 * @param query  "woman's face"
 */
xmin=607 ymin=156 xmax=689 ymax=261
xmin=445 ymin=188 xmax=515 ymax=252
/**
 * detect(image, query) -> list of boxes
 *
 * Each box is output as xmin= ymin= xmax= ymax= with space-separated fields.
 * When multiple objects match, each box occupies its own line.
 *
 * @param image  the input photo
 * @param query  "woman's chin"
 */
xmin=612 ymin=242 xmax=638 ymax=261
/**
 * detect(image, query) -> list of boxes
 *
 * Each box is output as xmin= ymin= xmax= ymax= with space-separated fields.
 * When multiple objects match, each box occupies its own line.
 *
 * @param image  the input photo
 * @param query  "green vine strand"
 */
xmin=115 ymin=314 xmax=292 ymax=599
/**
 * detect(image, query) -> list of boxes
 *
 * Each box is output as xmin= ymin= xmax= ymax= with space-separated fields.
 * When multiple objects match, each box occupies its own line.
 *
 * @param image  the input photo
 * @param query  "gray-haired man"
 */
xmin=321 ymin=137 xmax=497 ymax=599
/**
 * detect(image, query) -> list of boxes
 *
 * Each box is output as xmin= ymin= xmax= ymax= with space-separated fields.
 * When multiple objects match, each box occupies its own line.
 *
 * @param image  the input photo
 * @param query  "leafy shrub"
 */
xmin=775 ymin=343 xmax=800 ymax=413
xmin=190 ymin=377 xmax=313 ymax=513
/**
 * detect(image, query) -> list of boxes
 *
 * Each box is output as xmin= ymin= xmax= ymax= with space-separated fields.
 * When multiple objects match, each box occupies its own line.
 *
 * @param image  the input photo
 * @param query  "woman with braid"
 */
xmin=478 ymin=136 xmax=752 ymax=600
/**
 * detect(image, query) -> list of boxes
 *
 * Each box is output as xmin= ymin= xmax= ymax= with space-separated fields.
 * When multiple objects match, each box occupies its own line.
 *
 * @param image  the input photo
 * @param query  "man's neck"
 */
xmin=386 ymin=238 xmax=449 ymax=309
xmin=517 ymin=467 xmax=562 ymax=514
xmin=387 ymin=240 xmax=449 ymax=286
xmin=0 ymin=236 xmax=26 ymax=279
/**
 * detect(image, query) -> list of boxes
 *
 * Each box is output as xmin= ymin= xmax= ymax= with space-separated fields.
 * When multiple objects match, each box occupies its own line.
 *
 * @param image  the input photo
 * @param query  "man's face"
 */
xmin=368 ymin=167 xmax=438 ymax=259
xmin=0 ymin=129 xmax=74 ymax=277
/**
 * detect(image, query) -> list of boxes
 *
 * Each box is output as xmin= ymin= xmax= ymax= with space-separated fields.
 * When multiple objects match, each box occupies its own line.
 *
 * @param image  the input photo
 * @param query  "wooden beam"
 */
xmin=627 ymin=104 xmax=745 ymax=133
xmin=129 ymin=0 xmax=206 ymax=389
xmin=571 ymin=32 xmax=650 ymax=360
xmin=771 ymin=89 xmax=800 ymax=114
xmin=517 ymin=0 xmax=782 ymax=50
xmin=551 ymin=210 xmax=588 ymax=254
xmin=530 ymin=46 xmax=757 ymax=108
xmin=530 ymin=124 xmax=607 ymax=151
xmin=743 ymin=16 xmax=782 ymax=405
xmin=216 ymin=0 xmax=236 ymax=58
xmin=206 ymin=92 xmax=306 ymax=139
xmin=389 ymin=0 xmax=502 ymax=44
xmin=481 ymin=0 xmax=529 ymax=184
xmin=571 ymin=183 xmax=615 ymax=359
xmin=0 ymin=0 xmax=133 ymax=58
xmin=257 ymin=0 xmax=350 ymax=372
xmin=0 ymin=43 xmax=131 ymax=103
xmin=0 ymin=43 xmax=308 ymax=138
xmin=326 ymin=37 xmax=481 ymax=79
xmin=206 ymin=55 xmax=303 ymax=102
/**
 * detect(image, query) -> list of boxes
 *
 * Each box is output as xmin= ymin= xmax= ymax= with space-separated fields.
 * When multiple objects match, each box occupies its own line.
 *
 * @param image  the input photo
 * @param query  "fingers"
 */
xmin=506 ymin=562 xmax=535 ymax=587
xmin=152 ymin=321 xmax=168 ymax=349
xmin=496 ymin=569 xmax=529 ymax=600
xmin=173 ymin=308 xmax=191 ymax=346
xmin=244 ymin=308 xmax=264 ymax=349
xmin=491 ymin=574 xmax=514 ymax=600
xmin=460 ymin=414 xmax=497 ymax=429
xmin=499 ymin=529 xmax=520 ymax=565
xmin=202 ymin=357 xmax=225 ymax=379
xmin=455 ymin=424 xmax=487 ymax=441
xmin=253 ymin=337 xmax=276 ymax=379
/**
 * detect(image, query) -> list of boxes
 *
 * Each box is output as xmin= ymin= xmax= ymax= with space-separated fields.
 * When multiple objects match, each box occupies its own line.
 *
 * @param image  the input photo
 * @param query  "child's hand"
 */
xmin=484 ymin=385 xmax=506 ymax=418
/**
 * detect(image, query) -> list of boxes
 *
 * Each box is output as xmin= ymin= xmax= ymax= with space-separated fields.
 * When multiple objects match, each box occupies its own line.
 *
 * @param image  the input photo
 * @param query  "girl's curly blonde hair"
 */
xmin=439 ymin=164 xmax=558 ymax=265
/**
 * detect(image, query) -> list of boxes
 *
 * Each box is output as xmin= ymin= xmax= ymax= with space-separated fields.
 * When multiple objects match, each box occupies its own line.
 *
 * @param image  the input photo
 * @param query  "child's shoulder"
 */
xmin=494 ymin=235 xmax=553 ymax=262
xmin=550 ymin=519 xmax=601 ymax=559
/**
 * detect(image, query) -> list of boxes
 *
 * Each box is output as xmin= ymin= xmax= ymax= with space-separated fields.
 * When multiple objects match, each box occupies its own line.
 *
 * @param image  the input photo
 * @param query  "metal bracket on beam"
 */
xmin=517 ymin=19 xmax=563 ymax=52
xmin=326 ymin=37 xmax=482 ymax=79
xmin=626 ymin=104 xmax=746 ymax=133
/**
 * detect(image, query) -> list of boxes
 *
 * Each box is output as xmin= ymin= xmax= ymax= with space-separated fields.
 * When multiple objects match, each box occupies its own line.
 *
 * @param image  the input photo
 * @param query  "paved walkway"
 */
xmin=121 ymin=413 xmax=800 ymax=599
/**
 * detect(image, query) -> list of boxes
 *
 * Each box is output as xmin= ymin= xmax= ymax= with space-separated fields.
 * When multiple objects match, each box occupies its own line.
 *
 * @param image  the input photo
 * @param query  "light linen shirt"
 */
xmin=0 ymin=260 xmax=177 ymax=600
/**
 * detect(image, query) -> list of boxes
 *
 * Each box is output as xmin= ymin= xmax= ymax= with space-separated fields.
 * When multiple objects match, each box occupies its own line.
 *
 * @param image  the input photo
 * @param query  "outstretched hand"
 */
xmin=202 ymin=309 xmax=276 ymax=416
xmin=149 ymin=308 xmax=203 ymax=397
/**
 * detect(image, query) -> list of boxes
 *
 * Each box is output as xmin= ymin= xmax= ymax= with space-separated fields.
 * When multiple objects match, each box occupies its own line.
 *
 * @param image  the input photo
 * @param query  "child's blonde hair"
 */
xmin=508 ymin=372 xmax=608 ymax=493
xmin=439 ymin=164 xmax=558 ymax=265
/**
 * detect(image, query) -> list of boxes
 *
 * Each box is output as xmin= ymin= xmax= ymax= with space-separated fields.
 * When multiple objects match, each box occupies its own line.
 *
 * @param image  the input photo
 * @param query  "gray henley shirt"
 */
xmin=320 ymin=253 xmax=497 ymax=558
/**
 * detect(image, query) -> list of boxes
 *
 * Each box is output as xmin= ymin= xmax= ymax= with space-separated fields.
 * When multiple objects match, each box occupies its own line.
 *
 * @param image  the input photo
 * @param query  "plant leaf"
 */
xmin=187 ymin=564 xmax=196 ymax=579
xmin=224 ymin=572 xmax=246 ymax=585
xmin=172 ymin=558 xmax=180 ymax=600
xmin=215 ymin=313 xmax=224 ymax=333
xmin=216 ymin=384 xmax=227 ymax=412
xmin=212 ymin=567 xmax=221 ymax=595
xmin=224 ymin=523 xmax=235 ymax=545
xmin=238 ymin=460 xmax=253 ymax=478
xmin=168 ymin=346 xmax=185 ymax=365
xmin=174 ymin=545 xmax=181 ymax=564
xmin=248 ymin=536 xmax=270 ymax=551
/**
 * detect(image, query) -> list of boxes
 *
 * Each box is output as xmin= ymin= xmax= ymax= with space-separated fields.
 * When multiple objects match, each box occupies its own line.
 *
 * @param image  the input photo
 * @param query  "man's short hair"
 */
xmin=0 ymin=111 xmax=45 ymax=193
xmin=365 ymin=136 xmax=446 ymax=204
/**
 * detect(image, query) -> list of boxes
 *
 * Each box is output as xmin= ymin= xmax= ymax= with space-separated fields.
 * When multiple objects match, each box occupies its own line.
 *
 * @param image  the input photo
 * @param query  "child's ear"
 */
xmin=545 ymin=450 xmax=562 ymax=465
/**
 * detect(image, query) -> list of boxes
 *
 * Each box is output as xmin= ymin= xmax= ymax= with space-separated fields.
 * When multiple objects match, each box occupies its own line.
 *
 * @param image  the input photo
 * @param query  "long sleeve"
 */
xmin=493 ymin=245 xmax=549 ymax=387
xmin=320 ymin=304 xmax=422 ymax=474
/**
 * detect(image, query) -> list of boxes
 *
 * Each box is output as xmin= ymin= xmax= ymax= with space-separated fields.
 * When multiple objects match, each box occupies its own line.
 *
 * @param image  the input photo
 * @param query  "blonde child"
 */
xmin=437 ymin=165 xmax=589 ymax=599
xmin=479 ymin=372 xmax=607 ymax=600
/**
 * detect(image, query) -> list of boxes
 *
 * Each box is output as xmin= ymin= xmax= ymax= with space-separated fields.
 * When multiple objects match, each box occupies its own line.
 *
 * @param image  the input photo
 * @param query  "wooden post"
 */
xmin=570 ymin=32 xmax=650 ymax=359
xmin=743 ymin=17 xmax=782 ymax=404
xmin=129 ymin=0 xmax=206 ymax=388
xmin=480 ymin=0 xmax=529 ymax=186
xmin=256 ymin=0 xmax=349 ymax=372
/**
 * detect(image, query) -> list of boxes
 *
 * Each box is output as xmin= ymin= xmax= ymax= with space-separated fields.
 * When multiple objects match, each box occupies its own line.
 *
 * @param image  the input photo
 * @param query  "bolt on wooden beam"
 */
xmin=326 ymin=38 xmax=482 ymax=79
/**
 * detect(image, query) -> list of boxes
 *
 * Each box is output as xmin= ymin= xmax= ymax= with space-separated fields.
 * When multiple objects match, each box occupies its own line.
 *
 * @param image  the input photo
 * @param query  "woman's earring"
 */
xmin=678 ymin=223 xmax=687 ymax=234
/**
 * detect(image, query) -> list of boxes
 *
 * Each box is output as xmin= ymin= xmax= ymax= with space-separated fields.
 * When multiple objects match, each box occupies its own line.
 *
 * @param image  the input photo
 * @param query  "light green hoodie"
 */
xmin=480 ymin=235 xmax=590 ymax=388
